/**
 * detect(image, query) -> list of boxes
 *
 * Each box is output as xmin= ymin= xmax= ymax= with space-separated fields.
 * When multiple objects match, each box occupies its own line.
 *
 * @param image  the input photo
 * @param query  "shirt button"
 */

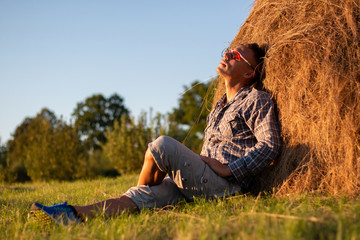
xmin=203 ymin=178 xmax=208 ymax=183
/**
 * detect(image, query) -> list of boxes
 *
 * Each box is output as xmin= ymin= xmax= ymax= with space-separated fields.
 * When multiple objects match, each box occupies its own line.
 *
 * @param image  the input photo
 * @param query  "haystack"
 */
xmin=214 ymin=0 xmax=360 ymax=196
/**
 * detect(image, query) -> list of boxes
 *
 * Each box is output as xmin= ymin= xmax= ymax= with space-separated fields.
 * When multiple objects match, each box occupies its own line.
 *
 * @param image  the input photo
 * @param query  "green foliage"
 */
xmin=169 ymin=80 xmax=215 ymax=153
xmin=0 ymin=142 xmax=8 ymax=182
xmin=86 ymin=149 xmax=120 ymax=178
xmin=5 ymin=108 xmax=87 ymax=182
xmin=4 ymin=116 xmax=36 ymax=183
xmin=0 ymin=147 xmax=6 ymax=169
xmin=72 ymin=93 xmax=129 ymax=150
xmin=103 ymin=112 xmax=161 ymax=175
xmin=2 ymin=80 xmax=214 ymax=182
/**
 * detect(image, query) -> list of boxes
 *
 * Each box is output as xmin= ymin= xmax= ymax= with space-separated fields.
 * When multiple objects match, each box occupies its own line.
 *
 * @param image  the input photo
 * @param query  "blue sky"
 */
xmin=0 ymin=0 xmax=254 ymax=144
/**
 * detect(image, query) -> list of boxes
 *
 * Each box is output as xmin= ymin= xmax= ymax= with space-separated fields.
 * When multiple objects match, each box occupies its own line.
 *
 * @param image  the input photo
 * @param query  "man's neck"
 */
xmin=225 ymin=80 xmax=248 ymax=103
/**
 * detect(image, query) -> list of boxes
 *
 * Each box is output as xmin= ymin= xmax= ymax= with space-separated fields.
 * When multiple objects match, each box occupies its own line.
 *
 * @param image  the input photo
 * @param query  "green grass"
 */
xmin=1 ymin=174 xmax=360 ymax=239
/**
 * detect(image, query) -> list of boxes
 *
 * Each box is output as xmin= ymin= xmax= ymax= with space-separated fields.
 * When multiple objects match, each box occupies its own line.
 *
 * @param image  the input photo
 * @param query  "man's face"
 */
xmin=217 ymin=45 xmax=256 ymax=83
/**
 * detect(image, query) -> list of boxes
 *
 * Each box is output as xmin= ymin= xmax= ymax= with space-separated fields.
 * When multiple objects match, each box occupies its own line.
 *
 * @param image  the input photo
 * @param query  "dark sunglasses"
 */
xmin=222 ymin=48 xmax=255 ymax=70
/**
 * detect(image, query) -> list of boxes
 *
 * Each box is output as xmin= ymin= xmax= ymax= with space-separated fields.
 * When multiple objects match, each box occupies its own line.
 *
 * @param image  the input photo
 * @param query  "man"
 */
xmin=30 ymin=43 xmax=281 ymax=225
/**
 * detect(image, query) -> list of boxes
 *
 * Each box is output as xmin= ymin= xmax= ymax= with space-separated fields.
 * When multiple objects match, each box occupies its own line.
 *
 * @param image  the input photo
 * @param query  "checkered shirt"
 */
xmin=200 ymin=87 xmax=281 ymax=185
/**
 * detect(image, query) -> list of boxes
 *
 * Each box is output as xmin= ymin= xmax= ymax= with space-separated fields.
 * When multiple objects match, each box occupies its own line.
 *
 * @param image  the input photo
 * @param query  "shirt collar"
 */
xmin=218 ymin=87 xmax=251 ymax=108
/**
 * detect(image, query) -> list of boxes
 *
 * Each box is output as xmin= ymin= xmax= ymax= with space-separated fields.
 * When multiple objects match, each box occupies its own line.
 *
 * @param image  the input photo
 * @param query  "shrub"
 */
xmin=103 ymin=114 xmax=153 ymax=175
xmin=5 ymin=109 xmax=87 ymax=181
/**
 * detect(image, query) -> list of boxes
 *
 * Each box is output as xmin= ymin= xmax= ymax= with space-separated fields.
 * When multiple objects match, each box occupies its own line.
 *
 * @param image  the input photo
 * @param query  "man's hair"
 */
xmin=244 ymin=43 xmax=267 ymax=87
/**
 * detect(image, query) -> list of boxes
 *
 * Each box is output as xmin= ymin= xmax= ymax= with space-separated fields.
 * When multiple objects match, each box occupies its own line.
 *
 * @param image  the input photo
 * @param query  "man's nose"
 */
xmin=223 ymin=52 xmax=230 ymax=60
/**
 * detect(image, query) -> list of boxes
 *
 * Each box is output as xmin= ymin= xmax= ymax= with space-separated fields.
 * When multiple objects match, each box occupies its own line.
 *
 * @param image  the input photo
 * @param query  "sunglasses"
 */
xmin=222 ymin=48 xmax=255 ymax=70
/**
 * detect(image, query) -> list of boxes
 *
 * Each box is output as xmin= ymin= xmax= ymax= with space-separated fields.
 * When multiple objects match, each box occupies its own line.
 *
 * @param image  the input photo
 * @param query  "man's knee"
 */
xmin=152 ymin=135 xmax=169 ymax=146
xmin=150 ymin=136 xmax=176 ymax=155
xmin=145 ymin=136 xmax=172 ymax=163
xmin=147 ymin=136 xmax=179 ymax=172
xmin=144 ymin=148 xmax=154 ymax=163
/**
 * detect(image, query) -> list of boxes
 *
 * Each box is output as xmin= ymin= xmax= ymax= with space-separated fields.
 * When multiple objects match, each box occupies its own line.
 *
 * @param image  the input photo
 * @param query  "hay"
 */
xmin=214 ymin=0 xmax=360 ymax=196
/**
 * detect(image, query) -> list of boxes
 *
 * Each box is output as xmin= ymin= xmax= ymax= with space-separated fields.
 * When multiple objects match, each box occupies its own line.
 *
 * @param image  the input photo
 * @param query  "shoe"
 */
xmin=29 ymin=201 xmax=81 ymax=226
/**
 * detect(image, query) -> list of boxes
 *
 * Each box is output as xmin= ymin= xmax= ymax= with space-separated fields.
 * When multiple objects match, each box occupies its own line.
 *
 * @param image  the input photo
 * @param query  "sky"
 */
xmin=0 ymin=0 xmax=254 ymax=144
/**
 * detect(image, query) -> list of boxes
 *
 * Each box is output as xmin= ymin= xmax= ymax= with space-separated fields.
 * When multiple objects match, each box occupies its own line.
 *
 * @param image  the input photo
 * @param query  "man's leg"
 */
xmin=29 ymin=195 xmax=139 ymax=225
xmin=73 ymin=149 xmax=166 ymax=219
xmin=73 ymin=146 xmax=169 ymax=219
xmin=137 ymin=149 xmax=166 ymax=186
xmin=147 ymin=136 xmax=243 ymax=200
xmin=30 ymin=137 xmax=184 ymax=225
xmin=72 ymin=195 xmax=138 ymax=220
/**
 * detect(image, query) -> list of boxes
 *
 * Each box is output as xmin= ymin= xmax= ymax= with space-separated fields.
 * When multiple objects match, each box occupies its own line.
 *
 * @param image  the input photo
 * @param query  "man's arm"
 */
xmin=200 ymin=155 xmax=232 ymax=177
xmin=227 ymin=98 xmax=281 ymax=182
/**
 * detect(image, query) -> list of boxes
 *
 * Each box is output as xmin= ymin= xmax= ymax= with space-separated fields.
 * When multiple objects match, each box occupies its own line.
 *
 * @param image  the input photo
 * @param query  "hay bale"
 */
xmin=214 ymin=0 xmax=360 ymax=196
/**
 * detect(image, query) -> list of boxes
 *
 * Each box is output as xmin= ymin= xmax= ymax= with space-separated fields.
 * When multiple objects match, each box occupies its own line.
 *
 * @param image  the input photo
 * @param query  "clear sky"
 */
xmin=0 ymin=0 xmax=254 ymax=144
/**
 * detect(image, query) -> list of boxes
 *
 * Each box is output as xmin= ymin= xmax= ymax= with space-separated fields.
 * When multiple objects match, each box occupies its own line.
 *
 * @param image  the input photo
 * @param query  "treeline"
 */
xmin=0 ymin=80 xmax=213 ymax=182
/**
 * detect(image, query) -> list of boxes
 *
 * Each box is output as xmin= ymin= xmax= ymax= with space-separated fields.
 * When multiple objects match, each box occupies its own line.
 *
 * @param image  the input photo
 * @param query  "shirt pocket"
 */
xmin=219 ymin=111 xmax=240 ymax=137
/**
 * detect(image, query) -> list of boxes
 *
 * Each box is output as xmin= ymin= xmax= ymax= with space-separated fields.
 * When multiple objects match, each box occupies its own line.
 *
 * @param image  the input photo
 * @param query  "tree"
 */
xmin=0 ymin=140 xmax=8 ymax=182
xmin=169 ymin=80 xmax=214 ymax=153
xmin=4 ymin=114 xmax=43 ymax=182
xmin=72 ymin=93 xmax=129 ymax=150
xmin=0 ymin=141 xmax=6 ymax=167
xmin=5 ymin=108 xmax=87 ymax=181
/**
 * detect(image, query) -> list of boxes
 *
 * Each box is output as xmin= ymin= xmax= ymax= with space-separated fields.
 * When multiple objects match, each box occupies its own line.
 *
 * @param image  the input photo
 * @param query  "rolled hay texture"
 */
xmin=214 ymin=0 xmax=360 ymax=196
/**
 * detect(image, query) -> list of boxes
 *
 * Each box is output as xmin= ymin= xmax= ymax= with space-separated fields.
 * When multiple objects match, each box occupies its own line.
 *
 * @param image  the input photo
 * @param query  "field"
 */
xmin=1 ymin=174 xmax=360 ymax=240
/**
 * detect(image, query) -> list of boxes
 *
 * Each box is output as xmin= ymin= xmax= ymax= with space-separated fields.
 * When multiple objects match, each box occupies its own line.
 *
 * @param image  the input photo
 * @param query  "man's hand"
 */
xmin=200 ymin=156 xmax=232 ymax=177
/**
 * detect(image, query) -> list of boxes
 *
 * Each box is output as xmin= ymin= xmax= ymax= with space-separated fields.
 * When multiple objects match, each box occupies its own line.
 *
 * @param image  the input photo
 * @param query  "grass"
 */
xmin=1 ymin=174 xmax=360 ymax=239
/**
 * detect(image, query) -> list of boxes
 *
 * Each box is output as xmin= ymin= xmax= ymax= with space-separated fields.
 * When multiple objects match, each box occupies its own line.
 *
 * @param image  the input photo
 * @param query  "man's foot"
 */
xmin=29 ymin=202 xmax=81 ymax=226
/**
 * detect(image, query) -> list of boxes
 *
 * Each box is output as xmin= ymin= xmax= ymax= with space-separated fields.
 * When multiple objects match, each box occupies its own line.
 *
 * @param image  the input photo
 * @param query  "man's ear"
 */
xmin=243 ymin=71 xmax=255 ymax=80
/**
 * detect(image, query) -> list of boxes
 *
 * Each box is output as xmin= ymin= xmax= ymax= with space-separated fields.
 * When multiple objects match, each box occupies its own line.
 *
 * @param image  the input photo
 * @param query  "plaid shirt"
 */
xmin=201 ymin=87 xmax=281 ymax=186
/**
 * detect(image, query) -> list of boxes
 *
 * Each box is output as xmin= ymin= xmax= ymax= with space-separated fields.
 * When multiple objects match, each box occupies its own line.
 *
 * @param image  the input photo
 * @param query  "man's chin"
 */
xmin=216 ymin=67 xmax=227 ymax=77
xmin=216 ymin=66 xmax=224 ymax=73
